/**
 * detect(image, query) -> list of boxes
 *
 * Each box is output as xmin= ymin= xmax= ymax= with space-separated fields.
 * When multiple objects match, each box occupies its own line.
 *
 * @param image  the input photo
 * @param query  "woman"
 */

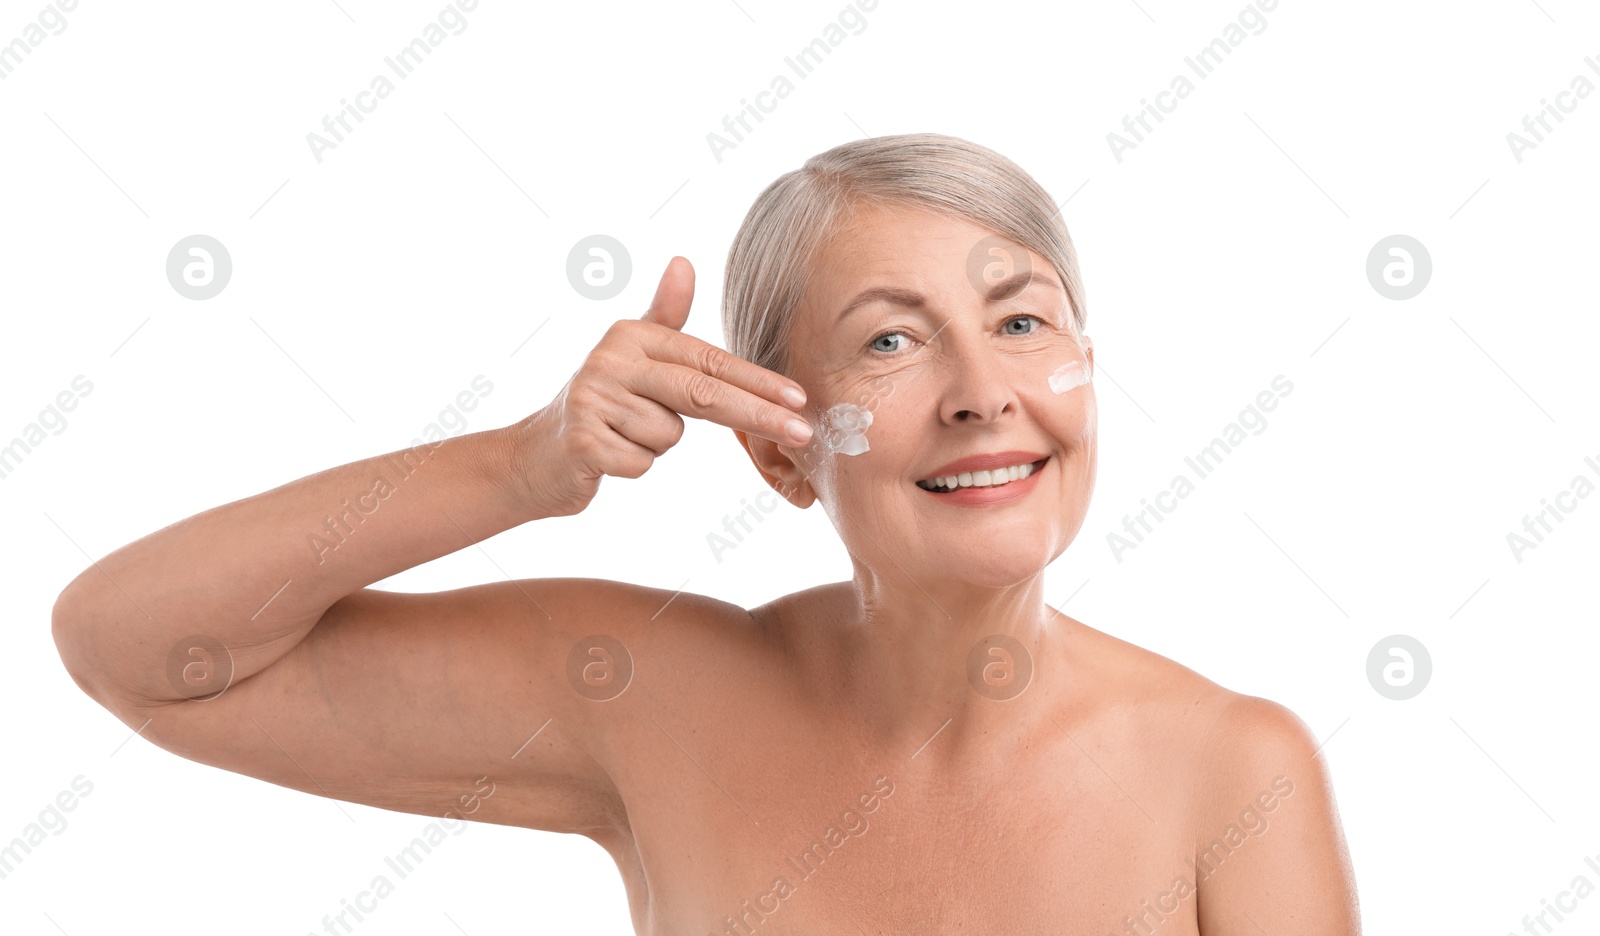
xmin=52 ymin=133 xmax=1359 ymax=934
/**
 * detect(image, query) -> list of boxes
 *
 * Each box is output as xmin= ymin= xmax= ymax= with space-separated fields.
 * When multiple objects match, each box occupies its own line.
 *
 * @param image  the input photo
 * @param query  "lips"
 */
xmin=915 ymin=451 xmax=1049 ymax=492
xmin=917 ymin=451 xmax=1049 ymax=483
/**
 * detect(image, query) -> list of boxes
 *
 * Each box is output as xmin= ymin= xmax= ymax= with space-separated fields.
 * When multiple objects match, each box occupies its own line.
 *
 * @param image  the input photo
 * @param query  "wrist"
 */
xmin=473 ymin=420 xmax=557 ymax=525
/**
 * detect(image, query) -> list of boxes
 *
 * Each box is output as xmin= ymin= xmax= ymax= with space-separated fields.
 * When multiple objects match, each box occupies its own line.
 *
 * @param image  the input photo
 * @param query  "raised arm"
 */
xmin=49 ymin=256 xmax=813 ymax=841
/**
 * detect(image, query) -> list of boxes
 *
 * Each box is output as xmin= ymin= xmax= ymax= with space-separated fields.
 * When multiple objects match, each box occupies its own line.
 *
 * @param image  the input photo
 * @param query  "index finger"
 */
xmin=644 ymin=324 xmax=809 ymax=411
xmin=630 ymin=327 xmax=812 ymax=445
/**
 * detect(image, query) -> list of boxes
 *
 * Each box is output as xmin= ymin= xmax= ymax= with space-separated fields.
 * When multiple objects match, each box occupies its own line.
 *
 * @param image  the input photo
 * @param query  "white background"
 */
xmin=2 ymin=0 xmax=1597 ymax=933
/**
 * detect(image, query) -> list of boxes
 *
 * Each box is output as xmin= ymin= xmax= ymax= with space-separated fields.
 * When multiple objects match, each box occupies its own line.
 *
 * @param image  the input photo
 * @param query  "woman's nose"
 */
xmin=937 ymin=341 xmax=1017 ymax=424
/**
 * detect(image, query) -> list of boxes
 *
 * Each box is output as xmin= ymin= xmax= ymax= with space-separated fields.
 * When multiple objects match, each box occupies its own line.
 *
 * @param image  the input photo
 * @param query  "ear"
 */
xmin=732 ymin=427 xmax=817 ymax=509
xmin=1081 ymin=333 xmax=1095 ymax=376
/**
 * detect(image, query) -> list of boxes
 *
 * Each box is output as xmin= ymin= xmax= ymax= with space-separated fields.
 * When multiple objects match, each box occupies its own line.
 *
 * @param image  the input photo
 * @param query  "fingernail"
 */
xmin=780 ymin=386 xmax=806 ymax=408
xmin=786 ymin=418 xmax=813 ymax=443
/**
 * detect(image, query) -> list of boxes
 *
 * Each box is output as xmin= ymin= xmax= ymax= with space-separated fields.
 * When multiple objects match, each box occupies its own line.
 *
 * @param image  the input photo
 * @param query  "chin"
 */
xmin=924 ymin=548 xmax=1054 ymax=591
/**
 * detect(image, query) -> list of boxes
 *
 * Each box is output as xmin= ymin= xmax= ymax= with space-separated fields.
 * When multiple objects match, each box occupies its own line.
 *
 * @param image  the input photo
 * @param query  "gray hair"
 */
xmin=720 ymin=132 xmax=1089 ymax=378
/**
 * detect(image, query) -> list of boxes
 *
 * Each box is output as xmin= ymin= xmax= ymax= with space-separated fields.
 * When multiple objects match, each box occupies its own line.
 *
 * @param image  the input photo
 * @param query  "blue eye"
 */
xmin=1004 ymin=315 xmax=1041 ymax=335
xmin=869 ymin=331 xmax=911 ymax=354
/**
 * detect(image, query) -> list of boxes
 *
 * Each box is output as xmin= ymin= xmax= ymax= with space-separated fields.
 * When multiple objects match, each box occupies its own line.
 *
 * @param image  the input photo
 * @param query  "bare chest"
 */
xmin=602 ymin=719 xmax=1202 ymax=936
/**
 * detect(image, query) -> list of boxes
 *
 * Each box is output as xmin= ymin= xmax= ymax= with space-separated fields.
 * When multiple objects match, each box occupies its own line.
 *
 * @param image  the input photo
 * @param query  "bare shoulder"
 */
xmin=1067 ymin=618 xmax=1328 ymax=799
xmin=1189 ymin=691 xmax=1361 ymax=932
xmin=1064 ymin=617 xmax=1244 ymax=728
xmin=488 ymin=574 xmax=764 ymax=693
xmin=1196 ymin=693 xmax=1326 ymax=778
xmin=1187 ymin=689 xmax=1337 ymax=849
xmin=508 ymin=575 xmax=768 ymax=698
xmin=1066 ymin=619 xmax=1360 ymax=931
xmin=490 ymin=575 xmax=754 ymax=628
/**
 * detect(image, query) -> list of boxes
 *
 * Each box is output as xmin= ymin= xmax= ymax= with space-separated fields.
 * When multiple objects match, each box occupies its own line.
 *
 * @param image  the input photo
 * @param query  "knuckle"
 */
xmin=596 ymin=323 xmax=640 ymax=359
xmin=585 ymin=346 xmax=621 ymax=376
xmin=569 ymin=385 xmax=606 ymax=419
xmin=568 ymin=428 xmax=601 ymax=463
xmin=646 ymin=416 xmax=685 ymax=456
xmin=684 ymin=372 xmax=721 ymax=412
xmin=690 ymin=343 xmax=726 ymax=380
xmin=619 ymin=451 xmax=653 ymax=479
xmin=604 ymin=318 xmax=639 ymax=342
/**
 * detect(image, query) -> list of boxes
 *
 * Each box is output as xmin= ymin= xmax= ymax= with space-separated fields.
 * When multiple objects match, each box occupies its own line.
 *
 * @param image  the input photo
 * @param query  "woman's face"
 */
xmin=770 ymin=201 xmax=1098 ymax=587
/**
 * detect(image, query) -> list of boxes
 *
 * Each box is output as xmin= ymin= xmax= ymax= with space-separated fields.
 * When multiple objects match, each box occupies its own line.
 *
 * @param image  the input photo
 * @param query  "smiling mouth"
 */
xmin=915 ymin=458 xmax=1048 ymax=493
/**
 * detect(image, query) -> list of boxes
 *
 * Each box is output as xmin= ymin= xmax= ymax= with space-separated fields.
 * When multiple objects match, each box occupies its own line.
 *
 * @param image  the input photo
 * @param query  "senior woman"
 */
xmin=52 ymin=133 xmax=1359 ymax=934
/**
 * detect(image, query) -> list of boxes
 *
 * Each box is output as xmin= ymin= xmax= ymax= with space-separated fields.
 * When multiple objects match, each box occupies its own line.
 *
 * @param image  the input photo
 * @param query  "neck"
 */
xmin=784 ymin=563 xmax=1073 ymax=758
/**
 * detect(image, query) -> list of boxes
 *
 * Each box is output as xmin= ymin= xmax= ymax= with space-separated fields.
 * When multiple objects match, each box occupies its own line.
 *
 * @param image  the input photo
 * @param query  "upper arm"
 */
xmin=115 ymin=578 xmax=667 ymax=841
xmin=1193 ymin=695 xmax=1361 ymax=935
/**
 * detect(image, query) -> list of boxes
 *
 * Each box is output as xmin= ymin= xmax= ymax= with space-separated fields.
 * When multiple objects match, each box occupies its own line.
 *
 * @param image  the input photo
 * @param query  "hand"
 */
xmin=505 ymin=256 xmax=813 ymax=518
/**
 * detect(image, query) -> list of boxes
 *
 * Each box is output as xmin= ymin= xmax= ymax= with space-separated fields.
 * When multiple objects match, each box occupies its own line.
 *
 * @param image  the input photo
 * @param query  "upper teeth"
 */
xmin=917 ymin=461 xmax=1037 ymax=491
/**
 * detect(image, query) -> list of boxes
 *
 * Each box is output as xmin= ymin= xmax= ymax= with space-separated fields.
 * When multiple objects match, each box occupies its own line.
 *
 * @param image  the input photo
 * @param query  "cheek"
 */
xmin=1038 ymin=335 xmax=1094 ymax=396
xmin=805 ymin=368 xmax=910 ymax=453
xmin=1023 ymin=343 xmax=1096 ymax=441
xmin=1055 ymin=389 xmax=1097 ymax=443
xmin=821 ymin=402 xmax=875 ymax=456
xmin=1019 ymin=363 xmax=1096 ymax=453
xmin=1046 ymin=359 xmax=1092 ymax=394
xmin=807 ymin=396 xmax=919 ymax=500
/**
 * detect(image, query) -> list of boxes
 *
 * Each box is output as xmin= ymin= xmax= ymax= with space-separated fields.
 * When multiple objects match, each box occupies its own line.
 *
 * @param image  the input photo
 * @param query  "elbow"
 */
xmin=51 ymin=584 xmax=113 ymax=710
xmin=52 ymin=579 xmax=183 ymax=717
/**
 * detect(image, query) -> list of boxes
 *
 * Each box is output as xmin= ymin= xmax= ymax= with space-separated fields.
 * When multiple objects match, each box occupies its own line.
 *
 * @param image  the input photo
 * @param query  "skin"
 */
xmin=52 ymin=203 xmax=1360 ymax=935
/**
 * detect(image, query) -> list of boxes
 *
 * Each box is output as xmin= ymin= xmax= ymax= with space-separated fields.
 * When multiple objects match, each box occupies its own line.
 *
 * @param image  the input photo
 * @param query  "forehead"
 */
xmin=815 ymin=202 xmax=990 ymax=277
xmin=801 ymin=201 xmax=1056 ymax=315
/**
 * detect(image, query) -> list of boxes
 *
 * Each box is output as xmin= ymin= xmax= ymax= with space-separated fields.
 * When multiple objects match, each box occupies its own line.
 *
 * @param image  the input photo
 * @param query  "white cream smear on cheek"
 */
xmin=820 ymin=402 xmax=873 ymax=455
xmin=1048 ymin=359 xmax=1092 ymax=394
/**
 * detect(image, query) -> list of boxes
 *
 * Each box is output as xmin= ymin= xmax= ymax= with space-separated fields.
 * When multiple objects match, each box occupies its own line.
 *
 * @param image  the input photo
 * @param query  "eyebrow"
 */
xmin=835 ymin=270 xmax=1063 ymax=324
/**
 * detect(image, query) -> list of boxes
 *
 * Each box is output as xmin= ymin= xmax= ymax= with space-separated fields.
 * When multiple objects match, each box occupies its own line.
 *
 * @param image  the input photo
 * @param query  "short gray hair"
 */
xmin=720 ymin=132 xmax=1089 ymax=378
